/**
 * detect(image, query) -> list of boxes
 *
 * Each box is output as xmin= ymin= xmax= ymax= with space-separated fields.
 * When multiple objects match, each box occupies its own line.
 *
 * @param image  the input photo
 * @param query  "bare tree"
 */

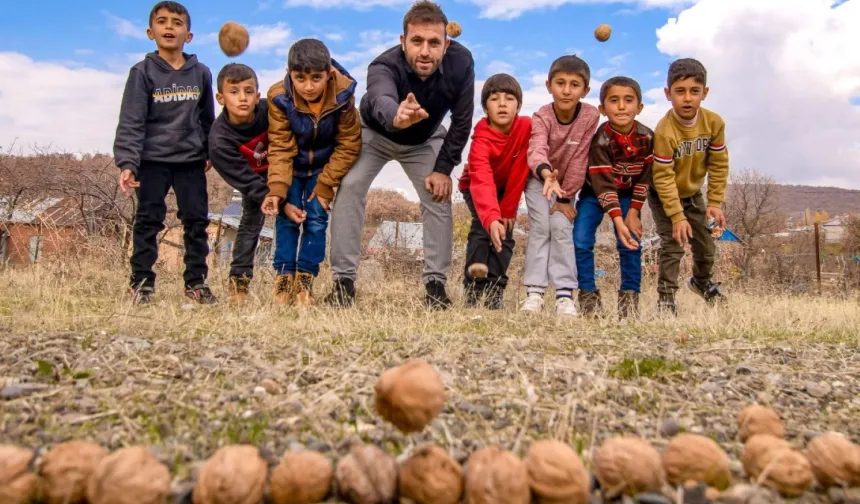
xmin=723 ymin=167 xmax=784 ymax=276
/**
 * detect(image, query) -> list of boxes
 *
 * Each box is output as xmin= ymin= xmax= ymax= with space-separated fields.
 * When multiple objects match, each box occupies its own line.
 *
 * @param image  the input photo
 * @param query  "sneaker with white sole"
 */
xmin=555 ymin=296 xmax=578 ymax=317
xmin=520 ymin=292 xmax=544 ymax=312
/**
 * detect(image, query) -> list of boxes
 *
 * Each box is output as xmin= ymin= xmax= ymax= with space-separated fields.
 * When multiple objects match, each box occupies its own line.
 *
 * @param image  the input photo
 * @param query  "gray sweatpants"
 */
xmin=522 ymin=177 xmax=578 ymax=297
xmin=329 ymin=122 xmax=452 ymax=285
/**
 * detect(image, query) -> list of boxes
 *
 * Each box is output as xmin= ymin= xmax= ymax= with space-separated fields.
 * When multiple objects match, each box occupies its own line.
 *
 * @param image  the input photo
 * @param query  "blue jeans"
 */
xmin=573 ymin=191 xmax=642 ymax=293
xmin=273 ymin=174 xmax=328 ymax=276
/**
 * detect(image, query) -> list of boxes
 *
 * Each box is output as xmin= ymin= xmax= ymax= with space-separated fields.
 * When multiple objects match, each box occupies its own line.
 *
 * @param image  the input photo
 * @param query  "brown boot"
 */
xmin=273 ymin=273 xmax=295 ymax=305
xmin=578 ymin=289 xmax=602 ymax=317
xmin=618 ymin=290 xmax=639 ymax=320
xmin=294 ymin=272 xmax=315 ymax=306
xmin=227 ymin=276 xmax=251 ymax=304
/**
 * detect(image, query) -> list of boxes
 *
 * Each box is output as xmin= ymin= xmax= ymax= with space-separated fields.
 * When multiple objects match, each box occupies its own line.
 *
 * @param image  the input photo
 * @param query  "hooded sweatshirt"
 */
xmin=459 ymin=116 xmax=532 ymax=232
xmin=527 ymin=102 xmax=600 ymax=199
xmin=208 ymin=99 xmax=270 ymax=205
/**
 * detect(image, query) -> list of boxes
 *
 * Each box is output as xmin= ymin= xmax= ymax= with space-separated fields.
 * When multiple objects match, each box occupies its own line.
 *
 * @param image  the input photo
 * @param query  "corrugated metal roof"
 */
xmin=0 ymin=196 xmax=79 ymax=225
xmin=208 ymin=210 xmax=274 ymax=240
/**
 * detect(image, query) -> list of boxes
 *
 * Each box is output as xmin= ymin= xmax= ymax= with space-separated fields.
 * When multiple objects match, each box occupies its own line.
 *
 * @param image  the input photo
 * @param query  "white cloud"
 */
xmin=486 ymin=60 xmax=515 ymax=76
xmin=104 ymin=12 xmax=147 ymax=40
xmin=654 ymin=0 xmax=860 ymax=188
xmin=283 ymin=0 xmax=408 ymax=9
xmin=324 ymin=33 xmax=345 ymax=41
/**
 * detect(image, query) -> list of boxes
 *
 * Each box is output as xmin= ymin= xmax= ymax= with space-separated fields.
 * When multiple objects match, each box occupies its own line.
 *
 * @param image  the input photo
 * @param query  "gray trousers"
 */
xmin=330 ymin=122 xmax=452 ymax=285
xmin=522 ymin=177 xmax=578 ymax=296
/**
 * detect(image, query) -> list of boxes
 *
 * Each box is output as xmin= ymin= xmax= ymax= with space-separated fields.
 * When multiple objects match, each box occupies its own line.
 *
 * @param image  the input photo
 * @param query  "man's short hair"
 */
xmin=402 ymin=0 xmax=448 ymax=36
xmin=481 ymin=73 xmax=523 ymax=110
xmin=216 ymin=63 xmax=258 ymax=93
xmin=548 ymin=55 xmax=591 ymax=87
xmin=599 ymin=76 xmax=642 ymax=105
xmin=667 ymin=58 xmax=707 ymax=88
xmin=149 ymin=1 xmax=190 ymax=29
xmin=288 ymin=38 xmax=332 ymax=73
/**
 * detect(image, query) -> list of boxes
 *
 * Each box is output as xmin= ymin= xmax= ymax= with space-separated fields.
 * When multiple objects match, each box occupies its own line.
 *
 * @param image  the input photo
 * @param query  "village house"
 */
xmin=0 ymin=196 xmax=82 ymax=266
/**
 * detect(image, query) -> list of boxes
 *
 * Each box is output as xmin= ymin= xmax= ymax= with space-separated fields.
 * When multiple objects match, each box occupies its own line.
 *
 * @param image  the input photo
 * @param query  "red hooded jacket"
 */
xmin=458 ymin=116 xmax=532 ymax=232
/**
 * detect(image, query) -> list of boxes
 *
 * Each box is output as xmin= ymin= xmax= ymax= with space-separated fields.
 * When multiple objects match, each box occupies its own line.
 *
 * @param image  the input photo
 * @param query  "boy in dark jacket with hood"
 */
xmin=208 ymin=63 xmax=270 ymax=304
xmin=261 ymin=38 xmax=361 ymax=306
xmin=114 ymin=1 xmax=216 ymax=305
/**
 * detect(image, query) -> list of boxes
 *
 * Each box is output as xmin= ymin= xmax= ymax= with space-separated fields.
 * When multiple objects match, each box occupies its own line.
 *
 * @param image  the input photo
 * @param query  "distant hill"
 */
xmin=770 ymin=185 xmax=860 ymax=216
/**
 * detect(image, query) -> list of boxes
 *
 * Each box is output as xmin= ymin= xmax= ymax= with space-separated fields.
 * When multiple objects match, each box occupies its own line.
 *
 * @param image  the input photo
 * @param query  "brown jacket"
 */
xmin=266 ymin=65 xmax=362 ymax=201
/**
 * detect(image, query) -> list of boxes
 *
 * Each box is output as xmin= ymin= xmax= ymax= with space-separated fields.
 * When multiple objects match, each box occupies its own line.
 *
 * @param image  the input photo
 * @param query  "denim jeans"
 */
xmin=573 ymin=190 xmax=642 ymax=293
xmin=273 ymin=174 xmax=328 ymax=276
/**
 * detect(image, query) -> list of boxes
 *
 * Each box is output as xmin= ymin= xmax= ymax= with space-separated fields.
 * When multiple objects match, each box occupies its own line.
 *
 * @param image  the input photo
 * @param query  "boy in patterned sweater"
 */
xmin=649 ymin=58 xmax=729 ymax=314
xmin=574 ymin=76 xmax=653 ymax=319
xmin=523 ymin=55 xmax=600 ymax=317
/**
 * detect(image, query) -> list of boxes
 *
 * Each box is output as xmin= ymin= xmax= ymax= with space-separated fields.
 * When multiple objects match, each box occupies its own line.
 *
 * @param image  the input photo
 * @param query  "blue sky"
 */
xmin=1 ymin=0 xmax=859 ymax=198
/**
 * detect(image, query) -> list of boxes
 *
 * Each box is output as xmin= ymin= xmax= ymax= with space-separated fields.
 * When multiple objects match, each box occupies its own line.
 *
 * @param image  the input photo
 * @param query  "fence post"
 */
xmin=814 ymin=222 xmax=821 ymax=293
xmin=394 ymin=221 xmax=400 ymax=250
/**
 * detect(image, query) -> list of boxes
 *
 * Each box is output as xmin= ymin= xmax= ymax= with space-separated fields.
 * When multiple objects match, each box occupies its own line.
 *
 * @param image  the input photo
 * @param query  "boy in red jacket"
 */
xmin=458 ymin=74 xmax=531 ymax=309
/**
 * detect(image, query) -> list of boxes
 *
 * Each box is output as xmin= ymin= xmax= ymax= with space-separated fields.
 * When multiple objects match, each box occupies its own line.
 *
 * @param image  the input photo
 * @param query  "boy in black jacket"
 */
xmin=208 ymin=63 xmax=269 ymax=304
xmin=113 ymin=1 xmax=216 ymax=305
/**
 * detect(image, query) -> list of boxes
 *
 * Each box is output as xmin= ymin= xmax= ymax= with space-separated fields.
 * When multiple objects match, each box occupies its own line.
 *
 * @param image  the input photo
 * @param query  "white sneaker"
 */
xmin=555 ymin=296 xmax=579 ymax=318
xmin=520 ymin=293 xmax=544 ymax=312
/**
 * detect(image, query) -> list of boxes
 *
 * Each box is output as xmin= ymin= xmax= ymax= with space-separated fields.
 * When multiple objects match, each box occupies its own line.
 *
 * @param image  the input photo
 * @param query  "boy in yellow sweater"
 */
xmin=649 ymin=58 xmax=729 ymax=314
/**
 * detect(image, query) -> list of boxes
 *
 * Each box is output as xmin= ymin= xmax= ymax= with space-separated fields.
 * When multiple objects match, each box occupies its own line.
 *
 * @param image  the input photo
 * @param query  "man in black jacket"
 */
xmin=324 ymin=0 xmax=475 ymax=309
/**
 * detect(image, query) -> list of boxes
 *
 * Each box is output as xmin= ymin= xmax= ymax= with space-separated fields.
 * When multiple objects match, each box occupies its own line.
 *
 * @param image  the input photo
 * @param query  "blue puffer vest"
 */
xmin=271 ymin=59 xmax=357 ymax=178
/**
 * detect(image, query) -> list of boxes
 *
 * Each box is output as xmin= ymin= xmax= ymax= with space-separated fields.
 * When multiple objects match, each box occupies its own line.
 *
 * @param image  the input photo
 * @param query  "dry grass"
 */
xmin=1 ymin=252 xmax=859 ymax=497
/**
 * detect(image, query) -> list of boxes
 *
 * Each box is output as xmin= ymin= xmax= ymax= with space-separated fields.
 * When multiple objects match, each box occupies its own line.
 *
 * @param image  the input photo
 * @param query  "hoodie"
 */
xmin=266 ymin=59 xmax=362 ymax=201
xmin=113 ymin=52 xmax=215 ymax=176
xmin=459 ymin=116 xmax=532 ymax=232
xmin=527 ymin=102 xmax=600 ymax=200
xmin=208 ymin=99 xmax=270 ymax=205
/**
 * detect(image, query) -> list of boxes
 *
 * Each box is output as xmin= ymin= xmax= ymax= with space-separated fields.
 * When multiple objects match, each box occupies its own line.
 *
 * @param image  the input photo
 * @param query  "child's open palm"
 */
xmin=613 ymin=217 xmax=639 ymax=250
xmin=541 ymin=168 xmax=563 ymax=201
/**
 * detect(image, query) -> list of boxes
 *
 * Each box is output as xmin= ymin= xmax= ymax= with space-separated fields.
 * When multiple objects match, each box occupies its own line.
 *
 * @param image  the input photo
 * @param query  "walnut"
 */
xmin=218 ymin=21 xmax=249 ymax=57
xmin=446 ymin=21 xmax=462 ymax=38
xmin=741 ymin=435 xmax=813 ymax=497
xmin=86 ymin=446 xmax=171 ymax=504
xmin=374 ymin=359 xmax=444 ymax=434
xmin=0 ymin=445 xmax=39 ymax=504
xmin=661 ymin=434 xmax=731 ymax=490
xmin=463 ymin=446 xmax=530 ymax=504
xmin=804 ymin=432 xmax=860 ymax=488
xmin=737 ymin=404 xmax=784 ymax=442
xmin=193 ymin=445 xmax=268 ymax=504
xmin=334 ymin=443 xmax=398 ymax=504
xmin=39 ymin=440 xmax=107 ymax=504
xmin=593 ymin=436 xmax=664 ymax=498
xmin=399 ymin=444 xmax=462 ymax=504
xmin=269 ymin=449 xmax=333 ymax=504
xmin=525 ymin=440 xmax=589 ymax=504
xmin=594 ymin=24 xmax=612 ymax=42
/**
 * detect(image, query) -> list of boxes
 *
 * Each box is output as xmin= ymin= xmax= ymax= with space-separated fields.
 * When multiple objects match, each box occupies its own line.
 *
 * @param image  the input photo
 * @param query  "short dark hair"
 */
xmin=402 ymin=0 xmax=448 ymax=36
xmin=667 ymin=58 xmax=707 ymax=88
xmin=149 ymin=1 xmax=190 ymax=29
xmin=288 ymin=38 xmax=332 ymax=73
xmin=600 ymin=76 xmax=642 ymax=105
xmin=216 ymin=63 xmax=258 ymax=93
xmin=481 ymin=73 xmax=523 ymax=110
xmin=548 ymin=55 xmax=591 ymax=86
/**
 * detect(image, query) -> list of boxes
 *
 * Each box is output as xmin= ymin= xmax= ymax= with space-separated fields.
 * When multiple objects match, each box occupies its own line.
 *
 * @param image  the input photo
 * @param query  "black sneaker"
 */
xmin=424 ymin=279 xmax=452 ymax=310
xmin=657 ymin=293 xmax=677 ymax=316
xmin=687 ymin=278 xmax=726 ymax=305
xmin=485 ymin=286 xmax=505 ymax=310
xmin=129 ymin=285 xmax=154 ymax=305
xmin=464 ymin=282 xmax=484 ymax=308
xmin=323 ymin=278 xmax=355 ymax=308
xmin=185 ymin=284 xmax=217 ymax=304
xmin=578 ymin=289 xmax=603 ymax=317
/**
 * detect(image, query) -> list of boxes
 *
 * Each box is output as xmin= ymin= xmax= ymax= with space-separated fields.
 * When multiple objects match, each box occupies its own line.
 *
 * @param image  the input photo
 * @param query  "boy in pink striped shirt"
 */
xmin=522 ymin=55 xmax=600 ymax=317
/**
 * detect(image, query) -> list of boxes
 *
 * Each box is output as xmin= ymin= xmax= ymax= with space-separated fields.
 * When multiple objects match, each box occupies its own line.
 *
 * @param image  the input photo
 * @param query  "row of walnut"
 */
xmin=1 ymin=359 xmax=859 ymax=504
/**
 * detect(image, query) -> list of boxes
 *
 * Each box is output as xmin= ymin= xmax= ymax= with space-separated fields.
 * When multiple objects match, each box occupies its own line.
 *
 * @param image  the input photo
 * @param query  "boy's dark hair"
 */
xmin=402 ymin=0 xmax=448 ymax=36
xmin=481 ymin=73 xmax=523 ymax=110
xmin=548 ymin=55 xmax=591 ymax=86
xmin=149 ymin=1 xmax=190 ymax=29
xmin=599 ymin=76 xmax=642 ymax=105
xmin=667 ymin=58 xmax=707 ymax=88
xmin=216 ymin=63 xmax=258 ymax=93
xmin=288 ymin=38 xmax=332 ymax=74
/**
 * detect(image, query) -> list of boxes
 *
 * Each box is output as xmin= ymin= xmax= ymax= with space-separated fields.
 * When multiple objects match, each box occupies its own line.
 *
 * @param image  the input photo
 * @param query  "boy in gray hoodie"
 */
xmin=113 ymin=1 xmax=216 ymax=305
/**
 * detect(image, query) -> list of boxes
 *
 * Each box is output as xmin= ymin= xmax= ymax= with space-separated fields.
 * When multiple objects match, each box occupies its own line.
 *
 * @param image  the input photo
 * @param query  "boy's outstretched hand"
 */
xmin=550 ymin=201 xmax=577 ymax=223
xmin=613 ymin=216 xmax=639 ymax=250
xmin=262 ymin=195 xmax=281 ymax=216
xmin=489 ymin=221 xmax=506 ymax=252
xmin=706 ymin=206 xmax=727 ymax=229
xmin=285 ymin=203 xmax=307 ymax=224
xmin=393 ymin=93 xmax=429 ymax=130
xmin=308 ymin=193 xmax=330 ymax=212
xmin=672 ymin=220 xmax=693 ymax=246
xmin=119 ymin=169 xmax=140 ymax=197
xmin=625 ymin=210 xmax=643 ymax=240
xmin=540 ymin=168 xmax=563 ymax=201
